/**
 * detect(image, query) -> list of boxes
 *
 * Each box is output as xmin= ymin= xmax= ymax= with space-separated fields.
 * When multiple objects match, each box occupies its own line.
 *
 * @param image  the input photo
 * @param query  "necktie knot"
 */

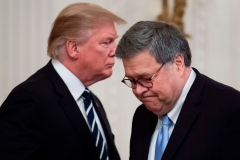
xmin=82 ymin=88 xmax=91 ymax=99
xmin=162 ymin=115 xmax=171 ymax=125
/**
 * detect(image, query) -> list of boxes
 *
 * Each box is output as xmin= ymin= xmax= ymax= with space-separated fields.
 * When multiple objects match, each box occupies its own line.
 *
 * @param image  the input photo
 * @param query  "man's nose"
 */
xmin=134 ymin=83 xmax=148 ymax=95
xmin=109 ymin=41 xmax=117 ymax=56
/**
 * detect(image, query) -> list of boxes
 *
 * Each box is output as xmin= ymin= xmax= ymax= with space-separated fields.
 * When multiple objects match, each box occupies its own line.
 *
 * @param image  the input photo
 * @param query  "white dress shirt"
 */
xmin=148 ymin=68 xmax=196 ymax=160
xmin=51 ymin=59 xmax=107 ymax=145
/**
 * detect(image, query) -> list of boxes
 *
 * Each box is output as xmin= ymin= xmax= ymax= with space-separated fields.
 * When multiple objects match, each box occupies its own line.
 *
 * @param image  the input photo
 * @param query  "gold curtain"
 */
xmin=157 ymin=0 xmax=190 ymax=37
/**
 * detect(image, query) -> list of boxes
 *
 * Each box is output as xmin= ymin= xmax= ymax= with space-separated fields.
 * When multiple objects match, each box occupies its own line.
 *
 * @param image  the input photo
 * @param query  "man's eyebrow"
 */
xmin=125 ymin=72 xmax=151 ymax=79
xmin=105 ymin=36 xmax=118 ymax=41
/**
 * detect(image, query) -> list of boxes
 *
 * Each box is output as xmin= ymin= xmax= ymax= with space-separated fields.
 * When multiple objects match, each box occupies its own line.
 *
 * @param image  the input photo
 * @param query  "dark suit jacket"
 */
xmin=130 ymin=68 xmax=240 ymax=160
xmin=0 ymin=61 xmax=120 ymax=160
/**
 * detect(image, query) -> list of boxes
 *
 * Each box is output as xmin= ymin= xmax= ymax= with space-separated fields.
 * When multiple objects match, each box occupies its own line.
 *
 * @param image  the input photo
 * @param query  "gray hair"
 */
xmin=116 ymin=21 xmax=191 ymax=66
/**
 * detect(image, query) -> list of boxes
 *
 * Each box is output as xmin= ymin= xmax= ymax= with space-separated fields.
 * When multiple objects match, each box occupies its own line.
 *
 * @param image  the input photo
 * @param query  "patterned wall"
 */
xmin=1 ymin=0 xmax=240 ymax=159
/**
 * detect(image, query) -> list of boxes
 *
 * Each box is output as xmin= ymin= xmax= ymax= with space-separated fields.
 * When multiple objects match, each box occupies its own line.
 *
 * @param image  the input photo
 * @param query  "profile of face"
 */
xmin=77 ymin=21 xmax=118 ymax=85
xmin=123 ymin=51 xmax=185 ymax=116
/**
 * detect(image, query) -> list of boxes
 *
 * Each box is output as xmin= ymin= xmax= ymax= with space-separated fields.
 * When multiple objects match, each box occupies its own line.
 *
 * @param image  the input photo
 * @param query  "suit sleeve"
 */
xmin=0 ymin=89 xmax=43 ymax=160
xmin=221 ymin=100 xmax=240 ymax=159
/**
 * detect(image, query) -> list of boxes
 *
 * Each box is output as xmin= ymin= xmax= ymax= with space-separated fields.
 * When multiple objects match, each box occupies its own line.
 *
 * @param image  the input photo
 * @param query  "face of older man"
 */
xmin=122 ymin=51 xmax=185 ymax=116
xmin=76 ymin=21 xmax=118 ymax=86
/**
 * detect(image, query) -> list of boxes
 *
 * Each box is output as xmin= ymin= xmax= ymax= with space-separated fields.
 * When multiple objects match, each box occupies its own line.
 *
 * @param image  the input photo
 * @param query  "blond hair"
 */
xmin=47 ymin=3 xmax=126 ymax=58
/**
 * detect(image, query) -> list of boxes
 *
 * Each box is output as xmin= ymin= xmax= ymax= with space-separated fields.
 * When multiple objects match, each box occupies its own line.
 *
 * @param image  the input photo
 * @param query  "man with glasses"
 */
xmin=116 ymin=21 xmax=240 ymax=160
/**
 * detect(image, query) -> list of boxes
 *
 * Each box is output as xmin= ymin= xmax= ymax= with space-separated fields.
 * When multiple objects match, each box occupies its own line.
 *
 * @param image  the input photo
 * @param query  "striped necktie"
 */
xmin=154 ymin=115 xmax=172 ymax=160
xmin=82 ymin=88 xmax=109 ymax=160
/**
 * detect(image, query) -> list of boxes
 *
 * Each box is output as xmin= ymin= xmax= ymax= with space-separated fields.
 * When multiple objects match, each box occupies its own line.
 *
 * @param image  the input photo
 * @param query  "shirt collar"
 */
xmin=51 ymin=59 xmax=85 ymax=101
xmin=167 ymin=68 xmax=196 ymax=124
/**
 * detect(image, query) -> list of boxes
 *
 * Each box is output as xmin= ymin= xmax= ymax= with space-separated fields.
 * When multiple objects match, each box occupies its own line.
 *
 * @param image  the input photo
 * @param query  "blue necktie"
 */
xmin=154 ymin=115 xmax=172 ymax=160
xmin=82 ymin=88 xmax=108 ymax=160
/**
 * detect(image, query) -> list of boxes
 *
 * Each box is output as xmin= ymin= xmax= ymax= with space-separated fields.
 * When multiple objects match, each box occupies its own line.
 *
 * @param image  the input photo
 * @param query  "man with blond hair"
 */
xmin=0 ymin=3 xmax=125 ymax=160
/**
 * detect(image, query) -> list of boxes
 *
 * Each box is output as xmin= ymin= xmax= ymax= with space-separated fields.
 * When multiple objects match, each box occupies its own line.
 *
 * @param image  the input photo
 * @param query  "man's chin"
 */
xmin=105 ymin=69 xmax=113 ymax=77
xmin=99 ymin=70 xmax=113 ymax=80
xmin=144 ymin=103 xmax=156 ymax=112
xmin=144 ymin=102 xmax=163 ymax=115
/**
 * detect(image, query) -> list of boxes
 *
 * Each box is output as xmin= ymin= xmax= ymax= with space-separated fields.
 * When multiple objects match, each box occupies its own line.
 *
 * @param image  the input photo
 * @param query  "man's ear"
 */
xmin=174 ymin=54 xmax=185 ymax=77
xmin=65 ymin=40 xmax=79 ymax=59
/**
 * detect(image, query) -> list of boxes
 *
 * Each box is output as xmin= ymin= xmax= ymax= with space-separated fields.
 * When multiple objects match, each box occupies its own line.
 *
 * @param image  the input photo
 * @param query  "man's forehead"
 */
xmin=123 ymin=52 xmax=157 ymax=67
xmin=123 ymin=61 xmax=157 ymax=79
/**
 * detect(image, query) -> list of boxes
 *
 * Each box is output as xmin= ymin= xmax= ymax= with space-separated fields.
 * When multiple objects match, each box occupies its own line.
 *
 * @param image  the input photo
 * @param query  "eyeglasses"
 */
xmin=121 ymin=63 xmax=165 ymax=89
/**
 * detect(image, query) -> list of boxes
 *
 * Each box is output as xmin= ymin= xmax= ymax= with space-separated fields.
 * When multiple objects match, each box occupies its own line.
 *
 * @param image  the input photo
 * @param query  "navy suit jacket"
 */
xmin=0 ymin=61 xmax=120 ymax=160
xmin=130 ymin=68 xmax=240 ymax=160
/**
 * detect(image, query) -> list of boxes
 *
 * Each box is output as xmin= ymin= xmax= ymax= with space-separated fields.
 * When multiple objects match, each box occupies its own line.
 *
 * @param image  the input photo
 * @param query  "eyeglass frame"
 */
xmin=121 ymin=63 xmax=165 ymax=89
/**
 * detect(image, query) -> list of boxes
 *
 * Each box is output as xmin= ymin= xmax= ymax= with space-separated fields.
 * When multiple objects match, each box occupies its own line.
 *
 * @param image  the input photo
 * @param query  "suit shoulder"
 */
xmin=204 ymin=76 xmax=240 ymax=99
xmin=1 ymin=67 xmax=55 ymax=107
xmin=13 ymin=73 xmax=52 ymax=96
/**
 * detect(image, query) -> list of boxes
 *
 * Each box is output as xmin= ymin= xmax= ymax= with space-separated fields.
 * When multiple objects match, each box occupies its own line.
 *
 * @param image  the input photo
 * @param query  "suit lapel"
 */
xmin=143 ymin=112 xmax=158 ymax=160
xmin=131 ymin=105 xmax=158 ymax=160
xmin=43 ymin=61 xmax=99 ymax=159
xmin=90 ymin=93 xmax=112 ymax=135
xmin=90 ymin=92 xmax=121 ymax=159
xmin=163 ymin=68 xmax=205 ymax=160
